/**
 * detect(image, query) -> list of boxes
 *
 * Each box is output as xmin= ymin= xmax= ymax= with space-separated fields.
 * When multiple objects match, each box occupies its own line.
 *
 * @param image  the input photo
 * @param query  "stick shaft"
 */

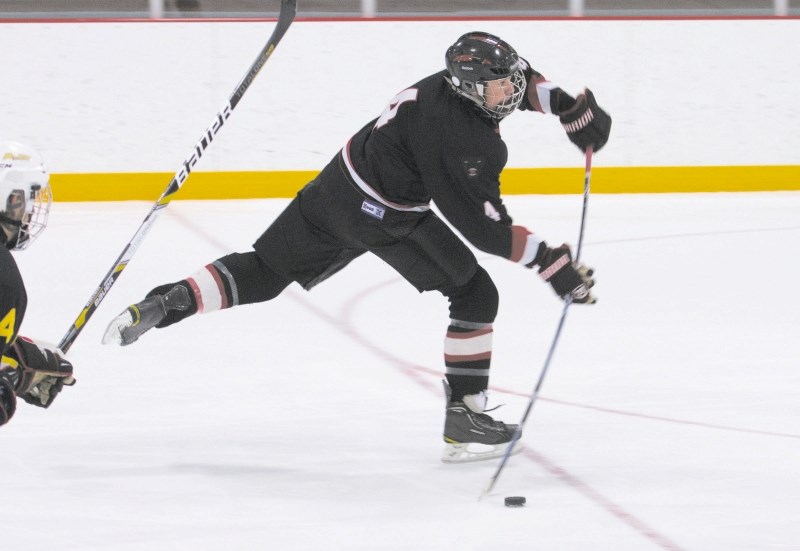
xmin=57 ymin=0 xmax=297 ymax=353
xmin=575 ymin=145 xmax=593 ymax=261
xmin=481 ymin=145 xmax=593 ymax=499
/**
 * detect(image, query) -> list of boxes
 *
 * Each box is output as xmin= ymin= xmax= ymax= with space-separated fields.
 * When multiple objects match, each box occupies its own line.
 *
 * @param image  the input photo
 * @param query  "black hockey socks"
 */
xmin=444 ymin=321 xmax=493 ymax=401
xmin=145 ymin=252 xmax=290 ymax=329
xmin=213 ymin=252 xmax=290 ymax=304
xmin=443 ymin=267 xmax=498 ymax=401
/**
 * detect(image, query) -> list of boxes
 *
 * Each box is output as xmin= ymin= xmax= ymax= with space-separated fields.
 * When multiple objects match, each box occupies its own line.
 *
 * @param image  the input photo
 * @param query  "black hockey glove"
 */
xmin=559 ymin=89 xmax=612 ymax=153
xmin=533 ymin=244 xmax=596 ymax=304
xmin=9 ymin=337 xmax=76 ymax=408
xmin=0 ymin=374 xmax=16 ymax=426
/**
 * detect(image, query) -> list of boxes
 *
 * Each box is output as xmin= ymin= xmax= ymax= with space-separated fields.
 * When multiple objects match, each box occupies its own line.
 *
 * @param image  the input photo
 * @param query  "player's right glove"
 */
xmin=559 ymin=88 xmax=612 ymax=153
xmin=0 ymin=374 xmax=16 ymax=426
xmin=532 ymin=244 xmax=596 ymax=304
xmin=8 ymin=337 xmax=76 ymax=408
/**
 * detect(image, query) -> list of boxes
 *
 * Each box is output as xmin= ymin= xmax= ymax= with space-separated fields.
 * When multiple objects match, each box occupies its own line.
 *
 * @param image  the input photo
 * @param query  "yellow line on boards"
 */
xmin=49 ymin=166 xmax=800 ymax=202
xmin=48 ymin=171 xmax=317 ymax=201
xmin=500 ymin=166 xmax=800 ymax=194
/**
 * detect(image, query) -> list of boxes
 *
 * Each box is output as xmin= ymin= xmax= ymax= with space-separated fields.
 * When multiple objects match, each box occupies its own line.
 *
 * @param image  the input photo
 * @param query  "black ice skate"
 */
xmin=442 ymin=381 xmax=522 ymax=463
xmin=101 ymin=286 xmax=191 ymax=346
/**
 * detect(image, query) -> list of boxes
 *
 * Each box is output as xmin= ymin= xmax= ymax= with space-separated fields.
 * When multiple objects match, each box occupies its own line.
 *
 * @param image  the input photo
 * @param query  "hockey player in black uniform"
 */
xmin=103 ymin=32 xmax=611 ymax=462
xmin=0 ymin=142 xmax=75 ymax=427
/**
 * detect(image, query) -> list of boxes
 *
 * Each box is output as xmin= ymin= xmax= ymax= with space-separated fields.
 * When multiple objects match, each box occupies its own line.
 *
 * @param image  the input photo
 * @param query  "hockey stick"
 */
xmin=57 ymin=0 xmax=297 ymax=354
xmin=480 ymin=145 xmax=594 ymax=499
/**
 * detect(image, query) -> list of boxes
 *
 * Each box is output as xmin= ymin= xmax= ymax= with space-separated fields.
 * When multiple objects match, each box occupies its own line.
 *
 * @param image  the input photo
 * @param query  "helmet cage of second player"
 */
xmin=9 ymin=185 xmax=51 ymax=250
xmin=0 ymin=142 xmax=52 ymax=250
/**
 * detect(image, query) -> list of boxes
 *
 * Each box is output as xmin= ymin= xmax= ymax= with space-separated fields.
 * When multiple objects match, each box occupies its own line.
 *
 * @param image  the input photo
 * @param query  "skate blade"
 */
xmin=441 ymin=441 xmax=523 ymax=464
xmin=101 ymin=310 xmax=133 ymax=346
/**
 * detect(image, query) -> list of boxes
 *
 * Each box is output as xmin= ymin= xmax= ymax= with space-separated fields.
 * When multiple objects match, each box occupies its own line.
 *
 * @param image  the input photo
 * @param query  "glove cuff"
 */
xmin=526 ymin=241 xmax=548 ymax=269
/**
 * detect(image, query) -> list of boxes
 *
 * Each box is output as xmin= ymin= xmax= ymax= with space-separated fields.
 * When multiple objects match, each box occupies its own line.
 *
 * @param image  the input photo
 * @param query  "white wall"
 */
xmin=1 ymin=18 xmax=798 ymax=174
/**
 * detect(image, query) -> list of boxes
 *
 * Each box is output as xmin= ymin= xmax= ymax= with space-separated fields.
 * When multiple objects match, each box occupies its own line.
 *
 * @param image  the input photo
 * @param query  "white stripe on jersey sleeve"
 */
xmin=536 ymin=81 xmax=560 ymax=115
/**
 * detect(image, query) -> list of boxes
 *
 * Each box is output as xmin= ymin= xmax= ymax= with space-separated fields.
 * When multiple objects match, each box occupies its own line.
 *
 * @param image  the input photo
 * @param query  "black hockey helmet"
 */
xmin=445 ymin=31 xmax=526 ymax=120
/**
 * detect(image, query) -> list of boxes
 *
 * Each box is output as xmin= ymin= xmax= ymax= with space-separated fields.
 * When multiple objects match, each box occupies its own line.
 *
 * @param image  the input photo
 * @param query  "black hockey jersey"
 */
xmin=342 ymin=68 xmax=565 ymax=267
xmin=0 ymin=246 xmax=26 ymax=361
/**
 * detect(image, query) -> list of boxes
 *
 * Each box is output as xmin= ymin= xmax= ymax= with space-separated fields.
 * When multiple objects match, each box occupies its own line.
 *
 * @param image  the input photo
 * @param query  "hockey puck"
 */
xmin=504 ymin=496 xmax=526 ymax=507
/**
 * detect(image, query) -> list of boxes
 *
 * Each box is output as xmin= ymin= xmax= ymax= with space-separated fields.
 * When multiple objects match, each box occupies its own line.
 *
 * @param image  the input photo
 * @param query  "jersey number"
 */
xmin=0 ymin=308 xmax=16 ymax=344
xmin=374 ymin=88 xmax=419 ymax=130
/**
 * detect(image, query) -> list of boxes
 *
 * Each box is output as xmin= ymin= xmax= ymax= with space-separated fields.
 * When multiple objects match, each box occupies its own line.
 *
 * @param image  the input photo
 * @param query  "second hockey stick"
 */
xmin=480 ymin=145 xmax=594 ymax=499
xmin=57 ymin=0 xmax=297 ymax=354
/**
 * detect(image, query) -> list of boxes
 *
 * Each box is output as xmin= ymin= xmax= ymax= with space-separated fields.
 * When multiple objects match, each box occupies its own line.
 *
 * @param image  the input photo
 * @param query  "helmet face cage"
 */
xmin=14 ymin=184 xmax=51 ymax=250
xmin=474 ymin=69 xmax=526 ymax=119
xmin=445 ymin=32 xmax=527 ymax=120
xmin=0 ymin=142 xmax=51 ymax=250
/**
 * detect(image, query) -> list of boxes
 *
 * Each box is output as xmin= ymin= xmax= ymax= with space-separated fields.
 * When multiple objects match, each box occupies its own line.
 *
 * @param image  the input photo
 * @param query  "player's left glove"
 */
xmin=559 ymin=89 xmax=612 ymax=153
xmin=532 ymin=243 xmax=596 ymax=304
xmin=8 ymin=337 xmax=76 ymax=408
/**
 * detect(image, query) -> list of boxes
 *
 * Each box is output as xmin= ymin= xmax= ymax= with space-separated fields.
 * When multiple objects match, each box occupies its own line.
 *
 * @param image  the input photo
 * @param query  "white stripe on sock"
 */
xmin=444 ymin=330 xmax=493 ymax=357
xmin=187 ymin=265 xmax=224 ymax=313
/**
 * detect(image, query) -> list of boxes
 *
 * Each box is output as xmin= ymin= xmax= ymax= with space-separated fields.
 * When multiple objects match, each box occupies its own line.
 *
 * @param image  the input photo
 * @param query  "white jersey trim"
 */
xmin=342 ymin=138 xmax=430 ymax=213
xmin=518 ymin=233 xmax=543 ymax=266
xmin=536 ymin=81 xmax=559 ymax=115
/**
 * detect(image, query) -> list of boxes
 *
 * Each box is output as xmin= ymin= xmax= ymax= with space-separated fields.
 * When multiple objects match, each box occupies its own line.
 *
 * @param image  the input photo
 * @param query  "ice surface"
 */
xmin=2 ymin=192 xmax=799 ymax=551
